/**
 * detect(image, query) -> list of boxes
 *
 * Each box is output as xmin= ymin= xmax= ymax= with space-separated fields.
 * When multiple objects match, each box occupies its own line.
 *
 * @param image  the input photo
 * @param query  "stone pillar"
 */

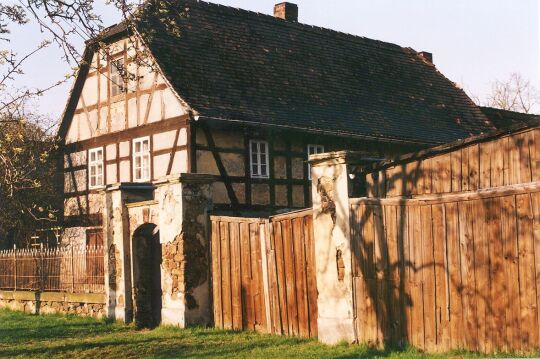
xmin=102 ymin=183 xmax=155 ymax=322
xmin=103 ymin=185 xmax=132 ymax=322
xmin=154 ymin=173 xmax=214 ymax=327
xmin=310 ymin=151 xmax=364 ymax=344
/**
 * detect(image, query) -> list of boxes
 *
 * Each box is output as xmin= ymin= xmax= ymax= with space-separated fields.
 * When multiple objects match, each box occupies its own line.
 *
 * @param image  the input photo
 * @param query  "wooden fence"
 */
xmin=367 ymin=127 xmax=540 ymax=198
xmin=210 ymin=209 xmax=317 ymax=338
xmin=0 ymin=246 xmax=105 ymax=293
xmin=350 ymin=185 xmax=540 ymax=353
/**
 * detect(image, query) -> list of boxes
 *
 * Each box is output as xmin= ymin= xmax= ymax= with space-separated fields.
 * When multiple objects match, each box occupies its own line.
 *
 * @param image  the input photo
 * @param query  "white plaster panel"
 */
xmin=139 ymin=93 xmax=149 ymax=120
xmin=153 ymin=130 xmax=176 ymax=152
xmin=99 ymin=74 xmax=108 ymax=102
xmin=147 ymin=90 xmax=163 ymax=124
xmin=127 ymin=98 xmax=138 ymax=128
xmin=88 ymin=109 xmax=98 ymax=135
xmin=172 ymin=150 xmax=188 ymax=174
xmin=162 ymin=89 xmax=185 ymax=119
xmin=119 ymin=160 xmax=130 ymax=182
xmin=106 ymin=144 xmax=117 ymax=160
xmin=178 ymin=128 xmax=187 ymax=146
xmin=99 ymin=107 xmax=108 ymax=133
xmin=78 ymin=112 xmax=92 ymax=141
xmin=65 ymin=117 xmax=78 ymax=144
xmin=106 ymin=164 xmax=117 ymax=185
xmin=153 ymin=153 xmax=170 ymax=179
xmin=82 ymin=75 xmax=98 ymax=106
xmin=110 ymin=101 xmax=125 ymax=132
xmin=119 ymin=141 xmax=130 ymax=158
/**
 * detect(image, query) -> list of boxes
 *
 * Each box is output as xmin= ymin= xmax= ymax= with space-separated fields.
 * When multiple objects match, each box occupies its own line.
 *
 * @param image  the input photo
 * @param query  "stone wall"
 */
xmin=0 ymin=291 xmax=106 ymax=318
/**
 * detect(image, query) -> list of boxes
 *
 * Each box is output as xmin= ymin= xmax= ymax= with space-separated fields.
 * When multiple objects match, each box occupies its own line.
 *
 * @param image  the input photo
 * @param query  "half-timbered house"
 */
xmin=58 ymin=0 xmax=494 ymax=243
xmin=52 ymin=0 xmax=507 ymax=328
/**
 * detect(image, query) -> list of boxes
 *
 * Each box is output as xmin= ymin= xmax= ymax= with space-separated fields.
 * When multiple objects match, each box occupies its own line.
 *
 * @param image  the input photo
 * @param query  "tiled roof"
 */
xmin=113 ymin=0 xmax=495 ymax=144
xmin=480 ymin=107 xmax=540 ymax=129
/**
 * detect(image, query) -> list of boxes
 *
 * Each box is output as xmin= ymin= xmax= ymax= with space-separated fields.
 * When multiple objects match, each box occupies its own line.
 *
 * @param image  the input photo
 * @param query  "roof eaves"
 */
xmin=365 ymin=119 xmax=540 ymax=173
xmin=198 ymin=115 xmax=441 ymax=146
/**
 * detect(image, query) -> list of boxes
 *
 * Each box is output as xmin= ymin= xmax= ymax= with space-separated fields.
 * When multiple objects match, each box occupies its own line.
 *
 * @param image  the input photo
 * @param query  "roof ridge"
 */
xmin=188 ymin=0 xmax=413 ymax=54
xmin=480 ymin=106 xmax=540 ymax=118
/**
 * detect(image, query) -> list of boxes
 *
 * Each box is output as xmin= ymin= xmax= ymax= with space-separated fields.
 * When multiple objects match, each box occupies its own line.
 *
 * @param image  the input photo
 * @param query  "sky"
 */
xmin=7 ymin=0 xmax=540 ymax=121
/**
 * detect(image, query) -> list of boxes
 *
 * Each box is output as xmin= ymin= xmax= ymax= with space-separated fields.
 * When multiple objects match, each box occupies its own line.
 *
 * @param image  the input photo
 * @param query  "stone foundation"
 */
xmin=0 ymin=291 xmax=106 ymax=318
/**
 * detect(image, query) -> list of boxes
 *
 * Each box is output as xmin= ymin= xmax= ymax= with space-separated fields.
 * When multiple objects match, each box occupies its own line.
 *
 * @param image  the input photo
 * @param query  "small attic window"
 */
xmin=110 ymin=58 xmax=126 ymax=97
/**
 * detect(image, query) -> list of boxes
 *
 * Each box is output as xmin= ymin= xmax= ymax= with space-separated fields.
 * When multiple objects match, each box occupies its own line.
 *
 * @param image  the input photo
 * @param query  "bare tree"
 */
xmin=486 ymin=73 xmax=539 ymax=114
xmin=0 ymin=0 xmax=147 ymax=123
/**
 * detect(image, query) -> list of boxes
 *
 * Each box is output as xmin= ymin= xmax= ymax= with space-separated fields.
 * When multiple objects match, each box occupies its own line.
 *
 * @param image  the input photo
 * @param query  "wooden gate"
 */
xmin=210 ymin=209 xmax=318 ymax=338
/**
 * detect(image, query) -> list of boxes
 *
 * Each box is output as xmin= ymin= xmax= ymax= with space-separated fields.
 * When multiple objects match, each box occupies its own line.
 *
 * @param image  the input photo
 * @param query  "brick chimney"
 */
xmin=418 ymin=51 xmax=433 ymax=64
xmin=274 ymin=2 xmax=298 ymax=22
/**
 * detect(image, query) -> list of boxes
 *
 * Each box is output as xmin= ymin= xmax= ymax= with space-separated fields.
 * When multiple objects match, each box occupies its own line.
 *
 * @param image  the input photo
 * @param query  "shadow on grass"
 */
xmin=0 ymin=310 xmax=537 ymax=358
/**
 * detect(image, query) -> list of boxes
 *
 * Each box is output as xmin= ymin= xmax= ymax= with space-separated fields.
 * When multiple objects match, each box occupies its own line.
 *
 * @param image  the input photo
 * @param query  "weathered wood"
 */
xmin=219 ymin=221 xmax=233 ymax=329
xmin=230 ymin=222 xmax=243 ymax=330
xmin=516 ymin=194 xmax=538 ymax=348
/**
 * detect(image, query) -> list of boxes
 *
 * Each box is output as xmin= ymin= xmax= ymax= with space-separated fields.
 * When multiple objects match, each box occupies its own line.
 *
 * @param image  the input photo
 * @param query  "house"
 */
xmin=480 ymin=106 xmax=540 ymax=129
xmin=57 ymin=0 xmax=495 ymax=326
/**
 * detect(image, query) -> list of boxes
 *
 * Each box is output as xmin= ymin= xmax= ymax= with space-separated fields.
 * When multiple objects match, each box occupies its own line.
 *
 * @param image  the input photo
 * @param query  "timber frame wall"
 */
xmin=192 ymin=120 xmax=421 ymax=214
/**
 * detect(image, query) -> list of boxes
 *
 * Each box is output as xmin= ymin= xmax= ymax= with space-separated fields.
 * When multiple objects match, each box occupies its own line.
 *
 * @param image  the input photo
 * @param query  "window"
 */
xmin=133 ymin=137 xmax=151 ymax=182
xmin=110 ymin=58 xmax=126 ymax=97
xmin=307 ymin=144 xmax=325 ymax=180
xmin=249 ymin=140 xmax=269 ymax=178
xmin=88 ymin=148 xmax=104 ymax=188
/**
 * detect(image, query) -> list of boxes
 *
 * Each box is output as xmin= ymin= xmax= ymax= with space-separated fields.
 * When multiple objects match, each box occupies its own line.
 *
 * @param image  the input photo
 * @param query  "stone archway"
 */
xmin=132 ymin=223 xmax=162 ymax=329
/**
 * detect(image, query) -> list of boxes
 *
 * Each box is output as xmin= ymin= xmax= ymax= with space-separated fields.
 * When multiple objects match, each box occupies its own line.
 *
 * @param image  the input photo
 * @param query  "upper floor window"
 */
xmin=307 ymin=144 xmax=325 ymax=180
xmin=88 ymin=147 xmax=104 ymax=189
xmin=250 ymin=140 xmax=269 ymax=179
xmin=110 ymin=58 xmax=126 ymax=97
xmin=133 ymin=137 xmax=151 ymax=182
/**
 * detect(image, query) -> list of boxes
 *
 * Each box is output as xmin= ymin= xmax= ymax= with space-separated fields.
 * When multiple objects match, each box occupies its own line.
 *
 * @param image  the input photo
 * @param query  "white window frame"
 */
xmin=110 ymin=58 xmax=126 ymax=97
xmin=307 ymin=144 xmax=325 ymax=180
xmin=249 ymin=140 xmax=270 ymax=179
xmin=133 ymin=136 xmax=151 ymax=182
xmin=88 ymin=147 xmax=104 ymax=189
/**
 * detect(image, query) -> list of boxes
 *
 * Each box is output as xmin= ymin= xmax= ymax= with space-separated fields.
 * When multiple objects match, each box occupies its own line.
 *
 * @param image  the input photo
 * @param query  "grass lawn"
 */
xmin=0 ymin=309 xmax=533 ymax=359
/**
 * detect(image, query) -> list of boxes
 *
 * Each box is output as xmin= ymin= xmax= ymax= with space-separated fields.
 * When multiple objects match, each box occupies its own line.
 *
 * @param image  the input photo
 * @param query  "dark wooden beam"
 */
xmin=201 ymin=122 xmax=240 ymax=209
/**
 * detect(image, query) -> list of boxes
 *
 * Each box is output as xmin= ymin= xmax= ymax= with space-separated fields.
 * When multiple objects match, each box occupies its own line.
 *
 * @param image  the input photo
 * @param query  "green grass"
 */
xmin=0 ymin=309 xmax=532 ymax=358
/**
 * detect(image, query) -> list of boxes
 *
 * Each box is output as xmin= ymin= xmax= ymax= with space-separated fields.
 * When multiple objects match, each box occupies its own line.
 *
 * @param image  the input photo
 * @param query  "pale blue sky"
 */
xmin=8 ymin=0 xmax=540 ymax=120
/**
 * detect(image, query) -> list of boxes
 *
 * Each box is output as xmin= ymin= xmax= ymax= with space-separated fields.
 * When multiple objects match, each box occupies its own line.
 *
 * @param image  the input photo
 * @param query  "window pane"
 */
xmin=260 ymin=142 xmax=266 ymax=152
xmin=261 ymin=164 xmax=267 ymax=176
xmin=135 ymin=142 xmax=141 ymax=153
xmin=251 ymin=142 xmax=258 ymax=153
xmin=142 ymin=140 xmax=149 ymax=152
xmin=252 ymin=164 xmax=258 ymax=175
xmin=97 ymin=150 xmax=103 ymax=160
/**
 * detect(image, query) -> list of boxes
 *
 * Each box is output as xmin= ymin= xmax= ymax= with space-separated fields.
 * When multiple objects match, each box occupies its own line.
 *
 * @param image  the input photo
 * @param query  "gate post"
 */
xmin=154 ymin=173 xmax=214 ymax=327
xmin=310 ymin=151 xmax=365 ymax=344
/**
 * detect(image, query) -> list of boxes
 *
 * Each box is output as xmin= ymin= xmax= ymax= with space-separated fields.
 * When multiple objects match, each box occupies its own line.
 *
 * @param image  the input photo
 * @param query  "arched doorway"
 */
xmin=132 ymin=223 xmax=162 ymax=328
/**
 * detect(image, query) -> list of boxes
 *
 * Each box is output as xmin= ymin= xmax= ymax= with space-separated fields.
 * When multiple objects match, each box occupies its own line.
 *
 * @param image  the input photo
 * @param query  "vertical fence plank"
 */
xmin=432 ymin=203 xmax=449 ymax=350
xmin=473 ymin=200 xmax=488 ymax=353
xmin=273 ymin=221 xmax=289 ymax=335
xmin=219 ymin=221 xmax=233 ymax=330
xmin=239 ymin=222 xmax=253 ymax=330
xmin=501 ymin=196 xmax=521 ymax=350
xmin=211 ymin=221 xmax=223 ymax=329
xmin=458 ymin=201 xmax=478 ymax=351
xmin=486 ymin=197 xmax=505 ymax=352
xmin=516 ymin=194 xmax=538 ymax=348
